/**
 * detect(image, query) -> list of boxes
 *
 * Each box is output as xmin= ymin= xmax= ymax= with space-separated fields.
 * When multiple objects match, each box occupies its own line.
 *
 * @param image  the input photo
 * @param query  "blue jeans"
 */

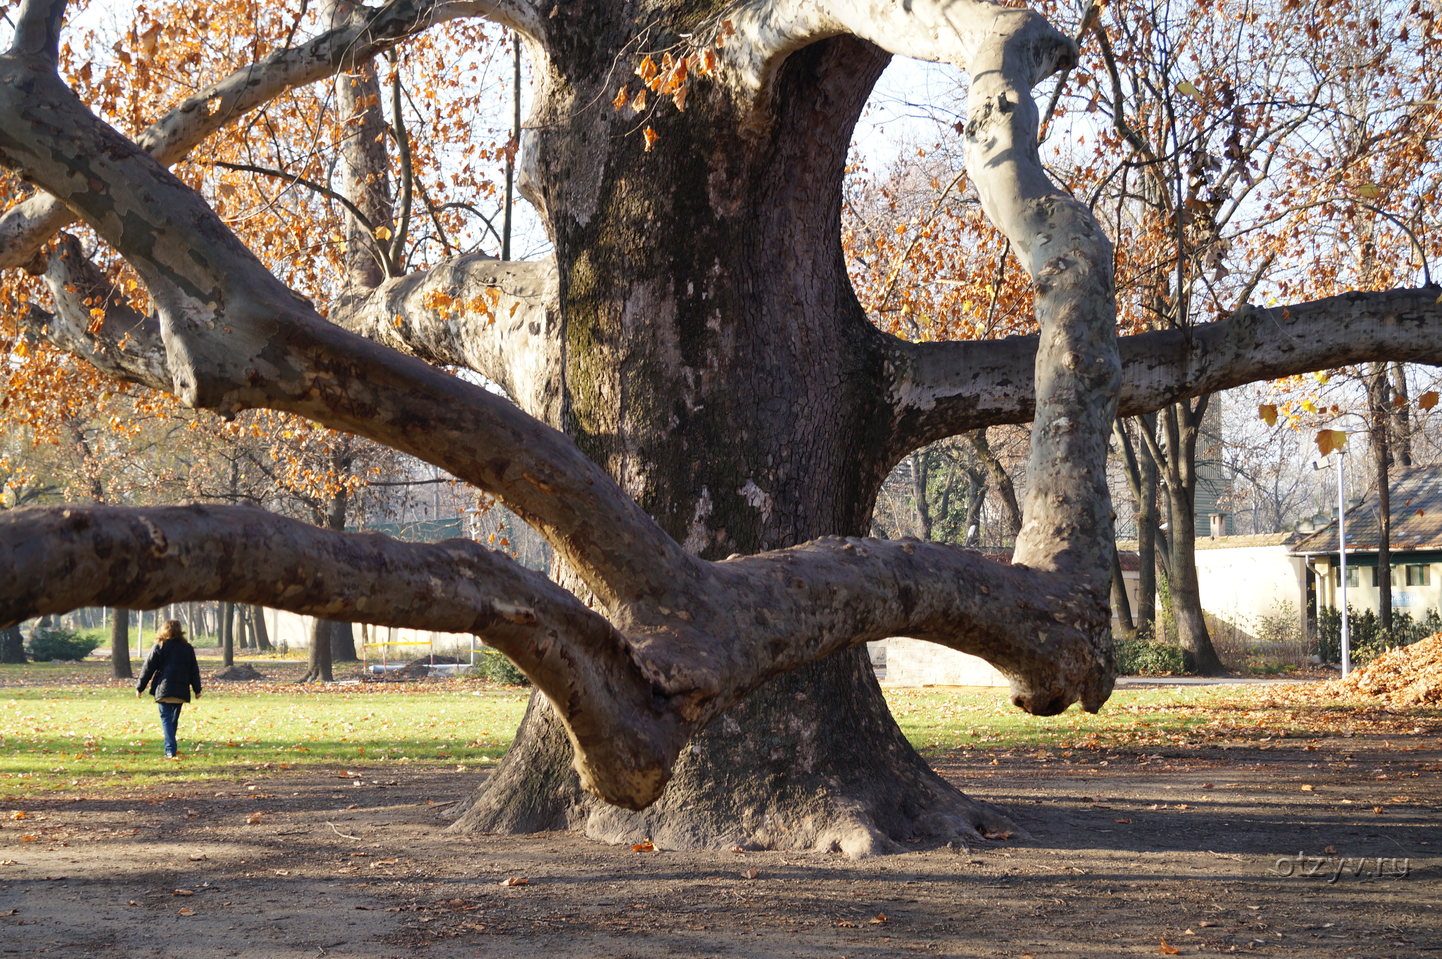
xmin=158 ymin=702 xmax=183 ymax=757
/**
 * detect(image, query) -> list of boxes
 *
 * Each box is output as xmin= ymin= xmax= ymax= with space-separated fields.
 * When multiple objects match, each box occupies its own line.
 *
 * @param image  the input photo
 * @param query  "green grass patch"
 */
xmin=0 ymin=680 xmax=529 ymax=798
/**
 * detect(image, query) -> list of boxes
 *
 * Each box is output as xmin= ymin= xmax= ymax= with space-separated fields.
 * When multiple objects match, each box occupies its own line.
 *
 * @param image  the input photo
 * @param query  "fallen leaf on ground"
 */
xmin=1159 ymin=936 xmax=1181 ymax=955
xmin=172 ymin=889 xmax=194 ymax=896
xmin=631 ymin=840 xmax=655 ymax=852
xmin=499 ymin=876 xmax=528 ymax=887
xmin=869 ymin=913 xmax=888 ymax=924
xmin=178 ymin=907 xmax=196 ymax=916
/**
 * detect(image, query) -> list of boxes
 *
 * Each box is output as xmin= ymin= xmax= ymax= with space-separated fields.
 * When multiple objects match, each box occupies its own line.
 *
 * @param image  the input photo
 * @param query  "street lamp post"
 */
xmin=1334 ymin=450 xmax=1351 ymax=678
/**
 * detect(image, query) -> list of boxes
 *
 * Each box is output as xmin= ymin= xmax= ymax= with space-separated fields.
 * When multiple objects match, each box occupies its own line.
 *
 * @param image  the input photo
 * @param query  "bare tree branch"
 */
xmin=21 ymin=234 xmax=170 ymax=387
xmin=0 ymin=500 xmax=1109 ymax=806
xmin=330 ymin=254 xmax=561 ymax=418
xmin=887 ymin=287 xmax=1442 ymax=457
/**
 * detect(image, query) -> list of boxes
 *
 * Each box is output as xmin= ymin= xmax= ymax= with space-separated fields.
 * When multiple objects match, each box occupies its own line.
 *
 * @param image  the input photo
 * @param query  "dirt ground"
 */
xmin=1 ymin=712 xmax=1438 ymax=958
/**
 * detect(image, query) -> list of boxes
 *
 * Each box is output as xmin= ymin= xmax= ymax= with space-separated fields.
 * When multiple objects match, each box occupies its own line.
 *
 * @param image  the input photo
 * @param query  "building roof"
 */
xmin=1194 ymin=532 xmax=1299 ymax=550
xmin=1291 ymin=465 xmax=1442 ymax=556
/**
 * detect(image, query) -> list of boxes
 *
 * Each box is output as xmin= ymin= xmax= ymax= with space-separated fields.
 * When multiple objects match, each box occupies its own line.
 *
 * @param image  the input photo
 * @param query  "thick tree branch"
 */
xmin=0 ymin=45 xmax=691 ymax=610
xmin=22 ymin=233 xmax=171 ymax=387
xmin=330 ymin=254 xmax=561 ymax=419
xmin=0 ymin=502 xmax=687 ymax=807
xmin=723 ymin=0 xmax=1069 ymax=92
xmin=0 ymin=0 xmax=537 ymax=271
xmin=709 ymin=537 xmax=1113 ymax=719
xmin=887 ymin=287 xmax=1442 ymax=454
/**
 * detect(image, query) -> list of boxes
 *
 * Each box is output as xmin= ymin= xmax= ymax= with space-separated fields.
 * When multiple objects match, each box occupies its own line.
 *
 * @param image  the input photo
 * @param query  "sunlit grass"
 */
xmin=0 ymin=678 xmax=529 ymax=798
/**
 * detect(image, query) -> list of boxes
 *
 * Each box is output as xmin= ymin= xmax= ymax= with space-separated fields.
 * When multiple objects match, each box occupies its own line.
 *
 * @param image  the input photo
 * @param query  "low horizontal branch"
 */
xmin=0 ymin=501 xmax=689 ymax=809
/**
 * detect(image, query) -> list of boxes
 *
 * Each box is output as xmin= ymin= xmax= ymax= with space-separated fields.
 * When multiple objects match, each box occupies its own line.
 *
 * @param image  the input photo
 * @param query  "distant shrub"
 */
xmin=476 ymin=651 xmax=531 ymax=686
xmin=1316 ymin=606 xmax=1442 ymax=665
xmin=28 ymin=627 xmax=104 ymax=662
xmin=1113 ymin=636 xmax=1186 ymax=676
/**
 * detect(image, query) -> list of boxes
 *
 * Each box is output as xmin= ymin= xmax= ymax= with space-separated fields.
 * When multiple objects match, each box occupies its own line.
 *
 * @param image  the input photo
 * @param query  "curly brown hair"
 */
xmin=156 ymin=619 xmax=186 ymax=643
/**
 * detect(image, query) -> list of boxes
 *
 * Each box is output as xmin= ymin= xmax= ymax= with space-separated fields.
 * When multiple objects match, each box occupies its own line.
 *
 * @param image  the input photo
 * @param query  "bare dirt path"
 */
xmin=1 ymin=726 xmax=1438 ymax=958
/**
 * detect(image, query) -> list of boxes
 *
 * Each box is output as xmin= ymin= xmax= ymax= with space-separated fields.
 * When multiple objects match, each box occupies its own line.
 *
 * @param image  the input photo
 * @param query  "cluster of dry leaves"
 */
xmin=1327 ymin=633 xmax=1442 ymax=707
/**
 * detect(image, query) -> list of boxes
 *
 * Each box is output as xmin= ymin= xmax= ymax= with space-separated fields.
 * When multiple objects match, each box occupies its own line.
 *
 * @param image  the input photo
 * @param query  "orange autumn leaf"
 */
xmin=631 ymin=840 xmax=655 ymax=852
xmin=1257 ymin=403 xmax=1278 ymax=426
xmin=643 ymin=126 xmax=659 ymax=152
xmin=1159 ymin=937 xmax=1181 ymax=955
xmin=1315 ymin=429 xmax=1348 ymax=456
xmin=1419 ymin=391 xmax=1439 ymax=412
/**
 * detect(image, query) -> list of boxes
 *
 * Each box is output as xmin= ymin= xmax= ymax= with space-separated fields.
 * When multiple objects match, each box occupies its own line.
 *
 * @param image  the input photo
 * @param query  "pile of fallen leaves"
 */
xmin=211 ymin=663 xmax=267 ymax=682
xmin=1328 ymin=633 xmax=1442 ymax=707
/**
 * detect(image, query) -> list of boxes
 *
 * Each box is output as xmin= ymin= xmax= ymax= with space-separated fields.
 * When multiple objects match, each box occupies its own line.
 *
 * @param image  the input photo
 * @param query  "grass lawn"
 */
xmin=0 ymin=658 xmax=1407 ymax=800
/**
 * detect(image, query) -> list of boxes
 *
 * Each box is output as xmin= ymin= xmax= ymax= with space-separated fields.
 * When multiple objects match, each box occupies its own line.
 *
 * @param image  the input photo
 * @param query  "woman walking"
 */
xmin=136 ymin=620 xmax=203 ymax=759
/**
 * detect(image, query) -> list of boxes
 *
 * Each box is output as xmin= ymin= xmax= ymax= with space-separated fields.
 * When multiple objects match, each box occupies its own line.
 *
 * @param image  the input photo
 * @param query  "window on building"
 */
xmin=1337 ymin=565 xmax=1360 ymax=588
xmin=1404 ymin=564 xmax=1431 ymax=587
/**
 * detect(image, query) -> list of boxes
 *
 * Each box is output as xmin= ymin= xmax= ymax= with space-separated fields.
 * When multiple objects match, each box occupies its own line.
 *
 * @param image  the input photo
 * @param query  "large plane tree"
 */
xmin=2 ymin=0 xmax=1439 ymax=854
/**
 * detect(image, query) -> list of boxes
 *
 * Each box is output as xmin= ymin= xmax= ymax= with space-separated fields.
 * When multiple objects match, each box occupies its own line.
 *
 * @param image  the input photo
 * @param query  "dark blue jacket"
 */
xmin=137 ymin=640 xmax=202 ymax=702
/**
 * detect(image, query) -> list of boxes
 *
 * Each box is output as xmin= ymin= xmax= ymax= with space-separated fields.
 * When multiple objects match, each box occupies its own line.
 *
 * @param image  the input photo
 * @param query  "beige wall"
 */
xmin=1193 ymin=544 xmax=1308 ymax=640
xmin=879 ymin=638 xmax=1009 ymax=687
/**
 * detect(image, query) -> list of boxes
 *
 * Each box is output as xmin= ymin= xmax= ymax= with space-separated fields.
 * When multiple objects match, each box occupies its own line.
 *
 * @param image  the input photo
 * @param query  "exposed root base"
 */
xmin=450 ymin=650 xmax=1022 ymax=858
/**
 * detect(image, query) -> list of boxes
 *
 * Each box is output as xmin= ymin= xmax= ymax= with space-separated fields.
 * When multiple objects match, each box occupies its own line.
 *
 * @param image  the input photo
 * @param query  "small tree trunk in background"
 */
xmin=1159 ymin=401 xmax=1225 ymax=675
xmin=109 ymin=608 xmax=132 ymax=678
xmin=302 ymin=618 xmax=334 ymax=683
xmin=221 ymin=601 xmax=235 ymax=667
xmin=910 ymin=452 xmax=933 ymax=540
xmin=1389 ymin=363 xmax=1413 ymax=467
xmin=330 ymin=620 xmax=358 ymax=662
xmin=251 ymin=606 xmax=273 ymax=652
xmin=0 ymin=625 xmax=25 ymax=664
xmin=234 ymin=605 xmax=251 ymax=650
xmin=1111 ymin=543 xmax=1135 ymax=636
xmin=968 ymin=429 xmax=1022 ymax=543
xmin=1367 ymin=363 xmax=1393 ymax=636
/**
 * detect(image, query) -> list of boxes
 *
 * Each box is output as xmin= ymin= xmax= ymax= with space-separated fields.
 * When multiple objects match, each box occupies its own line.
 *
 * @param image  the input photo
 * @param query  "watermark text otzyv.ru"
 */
xmin=1270 ymin=853 xmax=1410 ymax=883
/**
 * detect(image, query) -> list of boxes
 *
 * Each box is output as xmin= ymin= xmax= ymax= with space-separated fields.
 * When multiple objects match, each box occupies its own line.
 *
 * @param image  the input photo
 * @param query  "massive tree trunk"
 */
xmin=454 ymin=30 xmax=1014 ymax=853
